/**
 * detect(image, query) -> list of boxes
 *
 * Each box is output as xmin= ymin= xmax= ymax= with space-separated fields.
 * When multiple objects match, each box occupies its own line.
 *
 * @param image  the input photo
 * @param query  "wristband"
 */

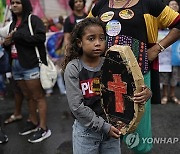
xmin=157 ymin=42 xmax=165 ymax=52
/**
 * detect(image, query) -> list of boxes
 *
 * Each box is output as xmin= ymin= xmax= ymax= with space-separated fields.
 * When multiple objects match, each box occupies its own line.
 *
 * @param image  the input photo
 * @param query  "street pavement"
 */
xmin=0 ymin=84 xmax=179 ymax=154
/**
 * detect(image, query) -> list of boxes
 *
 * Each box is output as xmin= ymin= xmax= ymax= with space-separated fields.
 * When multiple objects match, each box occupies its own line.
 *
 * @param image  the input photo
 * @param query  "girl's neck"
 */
xmin=81 ymin=56 xmax=101 ymax=68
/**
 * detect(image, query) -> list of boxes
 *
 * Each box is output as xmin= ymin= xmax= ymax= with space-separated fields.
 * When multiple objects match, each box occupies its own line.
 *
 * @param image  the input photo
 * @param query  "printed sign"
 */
xmin=119 ymin=9 xmax=134 ymax=19
xmin=106 ymin=20 xmax=121 ymax=36
xmin=158 ymin=30 xmax=172 ymax=72
xmin=171 ymin=40 xmax=180 ymax=66
xmin=100 ymin=11 xmax=114 ymax=22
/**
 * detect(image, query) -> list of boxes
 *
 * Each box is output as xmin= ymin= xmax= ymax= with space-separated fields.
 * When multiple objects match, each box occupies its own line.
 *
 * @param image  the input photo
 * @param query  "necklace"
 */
xmin=16 ymin=18 xmax=21 ymax=28
xmin=114 ymin=0 xmax=127 ymax=2
xmin=110 ymin=0 xmax=133 ymax=8
xmin=123 ymin=0 xmax=133 ymax=8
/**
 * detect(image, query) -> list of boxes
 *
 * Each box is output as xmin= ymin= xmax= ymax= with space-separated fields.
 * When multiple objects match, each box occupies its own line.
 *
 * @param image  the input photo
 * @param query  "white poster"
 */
xmin=159 ymin=46 xmax=172 ymax=72
xmin=158 ymin=30 xmax=172 ymax=72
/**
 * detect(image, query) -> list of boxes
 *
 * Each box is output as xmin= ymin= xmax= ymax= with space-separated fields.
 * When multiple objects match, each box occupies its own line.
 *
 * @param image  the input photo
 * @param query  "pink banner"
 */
xmin=57 ymin=0 xmax=70 ymax=10
xmin=30 ymin=0 xmax=45 ymax=18
xmin=6 ymin=0 xmax=10 ymax=5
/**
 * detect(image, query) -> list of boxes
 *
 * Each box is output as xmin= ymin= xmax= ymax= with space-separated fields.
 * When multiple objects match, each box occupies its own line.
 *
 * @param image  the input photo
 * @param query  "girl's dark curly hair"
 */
xmin=69 ymin=0 xmax=86 ymax=10
xmin=62 ymin=17 xmax=106 ymax=71
xmin=10 ymin=0 xmax=33 ymax=23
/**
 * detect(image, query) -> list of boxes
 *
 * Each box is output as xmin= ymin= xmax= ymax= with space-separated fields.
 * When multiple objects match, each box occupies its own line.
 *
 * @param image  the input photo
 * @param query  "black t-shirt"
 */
xmin=64 ymin=13 xmax=87 ymax=33
xmin=92 ymin=0 xmax=149 ymax=74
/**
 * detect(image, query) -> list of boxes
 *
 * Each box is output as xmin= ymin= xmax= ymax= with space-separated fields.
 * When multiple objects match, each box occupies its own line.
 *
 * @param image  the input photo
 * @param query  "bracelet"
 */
xmin=157 ymin=42 xmax=165 ymax=52
xmin=146 ymin=86 xmax=152 ymax=101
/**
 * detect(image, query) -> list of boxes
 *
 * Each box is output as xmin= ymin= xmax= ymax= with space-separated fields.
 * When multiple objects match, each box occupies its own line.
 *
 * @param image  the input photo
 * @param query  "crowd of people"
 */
xmin=0 ymin=0 xmax=180 ymax=154
xmin=159 ymin=0 xmax=180 ymax=105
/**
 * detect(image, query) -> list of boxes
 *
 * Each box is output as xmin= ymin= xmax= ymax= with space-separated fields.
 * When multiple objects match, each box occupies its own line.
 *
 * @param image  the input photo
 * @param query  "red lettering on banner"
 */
xmin=108 ymin=74 xmax=127 ymax=113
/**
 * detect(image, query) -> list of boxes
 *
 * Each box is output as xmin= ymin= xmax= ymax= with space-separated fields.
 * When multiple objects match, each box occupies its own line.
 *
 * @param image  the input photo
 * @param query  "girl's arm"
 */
xmin=64 ymin=60 xmax=112 ymax=134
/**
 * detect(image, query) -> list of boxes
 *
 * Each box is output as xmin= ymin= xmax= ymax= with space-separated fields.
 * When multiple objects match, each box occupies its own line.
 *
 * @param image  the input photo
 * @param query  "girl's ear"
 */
xmin=77 ymin=39 xmax=82 ymax=48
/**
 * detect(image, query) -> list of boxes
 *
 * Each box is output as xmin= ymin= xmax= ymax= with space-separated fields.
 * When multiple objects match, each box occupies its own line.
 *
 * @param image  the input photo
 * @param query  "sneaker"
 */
xmin=0 ymin=128 xmax=8 ymax=144
xmin=28 ymin=127 xmax=51 ymax=143
xmin=19 ymin=121 xmax=38 ymax=136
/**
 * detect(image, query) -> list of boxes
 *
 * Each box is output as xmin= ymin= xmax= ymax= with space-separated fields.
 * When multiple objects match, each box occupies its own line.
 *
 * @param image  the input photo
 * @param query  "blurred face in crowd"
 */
xmin=169 ymin=0 xmax=179 ymax=12
xmin=10 ymin=0 xmax=23 ymax=15
xmin=41 ymin=17 xmax=50 ymax=32
xmin=56 ymin=23 xmax=63 ymax=31
xmin=74 ymin=0 xmax=85 ymax=11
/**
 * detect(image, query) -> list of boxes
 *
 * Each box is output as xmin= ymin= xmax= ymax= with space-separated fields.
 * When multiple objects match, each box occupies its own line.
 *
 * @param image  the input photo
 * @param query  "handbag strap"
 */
xmin=28 ymin=14 xmax=42 ymax=64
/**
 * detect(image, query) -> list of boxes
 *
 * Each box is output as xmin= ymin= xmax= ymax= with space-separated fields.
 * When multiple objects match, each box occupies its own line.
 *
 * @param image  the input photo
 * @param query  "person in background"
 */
xmin=42 ymin=17 xmax=55 ymax=97
xmin=88 ymin=0 xmax=180 ymax=153
xmin=0 ymin=41 xmax=8 ymax=143
xmin=0 ymin=20 xmax=25 ymax=125
xmin=63 ymin=0 xmax=87 ymax=50
xmin=160 ymin=0 xmax=180 ymax=105
xmin=53 ymin=15 xmax=66 ymax=95
xmin=42 ymin=16 xmax=66 ymax=97
xmin=55 ymin=15 xmax=64 ymax=32
xmin=48 ymin=18 xmax=59 ymax=32
xmin=41 ymin=17 xmax=51 ymax=33
xmin=3 ymin=0 xmax=51 ymax=143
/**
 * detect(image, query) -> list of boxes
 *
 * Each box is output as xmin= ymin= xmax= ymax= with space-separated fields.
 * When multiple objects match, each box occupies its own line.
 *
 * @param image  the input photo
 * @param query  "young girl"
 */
xmin=63 ymin=17 xmax=151 ymax=154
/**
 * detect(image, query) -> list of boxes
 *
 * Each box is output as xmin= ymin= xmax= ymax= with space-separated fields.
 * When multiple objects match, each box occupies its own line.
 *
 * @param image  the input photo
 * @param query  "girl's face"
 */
xmin=78 ymin=25 xmax=106 ymax=59
xmin=74 ymin=0 xmax=84 ymax=11
xmin=11 ymin=0 xmax=23 ymax=15
xmin=169 ymin=1 xmax=179 ymax=12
